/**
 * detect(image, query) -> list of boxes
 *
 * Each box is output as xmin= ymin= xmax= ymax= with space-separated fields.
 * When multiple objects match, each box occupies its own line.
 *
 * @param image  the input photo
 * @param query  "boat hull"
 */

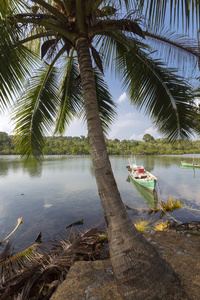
xmin=181 ymin=162 xmax=200 ymax=168
xmin=126 ymin=160 xmax=157 ymax=190
xmin=129 ymin=174 xmax=157 ymax=190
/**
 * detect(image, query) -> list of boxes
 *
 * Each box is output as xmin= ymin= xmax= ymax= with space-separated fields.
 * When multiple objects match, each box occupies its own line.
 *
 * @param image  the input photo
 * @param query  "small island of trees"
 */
xmin=1 ymin=131 xmax=200 ymax=156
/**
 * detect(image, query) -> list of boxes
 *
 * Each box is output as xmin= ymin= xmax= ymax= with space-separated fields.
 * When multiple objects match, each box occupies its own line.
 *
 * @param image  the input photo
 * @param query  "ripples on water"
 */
xmin=0 ymin=154 xmax=200 ymax=251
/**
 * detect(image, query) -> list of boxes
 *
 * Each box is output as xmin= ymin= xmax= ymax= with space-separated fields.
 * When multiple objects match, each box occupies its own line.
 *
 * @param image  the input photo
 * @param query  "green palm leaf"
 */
xmin=55 ymin=52 xmax=82 ymax=134
xmin=13 ymin=63 xmax=60 ymax=160
xmin=139 ymin=0 xmax=200 ymax=32
xmin=145 ymin=28 xmax=200 ymax=74
xmin=116 ymin=48 xmax=198 ymax=139
xmin=55 ymin=55 xmax=116 ymax=136
xmin=0 ymin=0 xmax=28 ymax=16
xmin=0 ymin=24 xmax=38 ymax=111
xmin=97 ymin=31 xmax=199 ymax=139
xmin=93 ymin=68 xmax=117 ymax=134
xmin=78 ymin=67 xmax=117 ymax=135
xmin=97 ymin=33 xmax=149 ymax=72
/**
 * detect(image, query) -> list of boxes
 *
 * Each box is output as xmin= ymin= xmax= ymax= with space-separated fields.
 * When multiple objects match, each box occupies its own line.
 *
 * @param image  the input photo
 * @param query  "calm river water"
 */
xmin=0 ymin=154 xmax=200 ymax=251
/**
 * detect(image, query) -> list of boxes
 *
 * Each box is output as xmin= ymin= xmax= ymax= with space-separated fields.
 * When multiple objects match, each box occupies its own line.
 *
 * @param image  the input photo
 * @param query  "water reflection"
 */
xmin=127 ymin=176 xmax=158 ymax=209
xmin=1 ymin=154 xmax=200 ymax=252
xmin=21 ymin=160 xmax=42 ymax=178
xmin=182 ymin=166 xmax=196 ymax=178
xmin=0 ymin=156 xmax=42 ymax=178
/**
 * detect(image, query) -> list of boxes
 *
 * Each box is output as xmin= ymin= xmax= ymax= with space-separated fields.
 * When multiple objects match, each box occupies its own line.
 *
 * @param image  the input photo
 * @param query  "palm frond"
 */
xmin=41 ymin=38 xmax=57 ymax=59
xmin=0 ymin=24 xmax=39 ymax=111
xmin=0 ymin=243 xmax=41 ymax=281
xmin=93 ymin=0 xmax=137 ymax=11
xmin=80 ymin=68 xmax=117 ymax=135
xmin=0 ymin=241 xmax=12 ymax=263
xmin=90 ymin=45 xmax=104 ymax=74
xmin=94 ymin=68 xmax=117 ymax=134
xmin=54 ymin=52 xmax=82 ymax=134
xmin=145 ymin=28 xmax=200 ymax=76
xmin=96 ymin=32 xmax=149 ymax=72
xmin=0 ymin=227 xmax=108 ymax=299
xmin=139 ymin=0 xmax=200 ymax=32
xmin=0 ymin=0 xmax=29 ymax=16
xmin=92 ymin=19 xmax=145 ymax=39
xmin=116 ymin=48 xmax=199 ymax=139
xmin=12 ymin=63 xmax=60 ymax=160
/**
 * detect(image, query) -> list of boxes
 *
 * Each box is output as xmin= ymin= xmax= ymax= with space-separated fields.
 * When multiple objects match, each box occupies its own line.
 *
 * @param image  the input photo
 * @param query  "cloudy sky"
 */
xmin=1 ymin=3 xmax=200 ymax=142
xmin=0 ymin=73 xmax=162 ymax=141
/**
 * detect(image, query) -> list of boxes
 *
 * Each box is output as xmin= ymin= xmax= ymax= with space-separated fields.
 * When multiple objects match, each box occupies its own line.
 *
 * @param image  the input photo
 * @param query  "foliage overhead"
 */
xmin=0 ymin=0 xmax=200 ymax=159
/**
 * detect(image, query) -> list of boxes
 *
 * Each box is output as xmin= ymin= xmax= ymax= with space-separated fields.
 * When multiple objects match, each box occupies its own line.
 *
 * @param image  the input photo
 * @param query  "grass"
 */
xmin=160 ymin=198 xmax=182 ymax=212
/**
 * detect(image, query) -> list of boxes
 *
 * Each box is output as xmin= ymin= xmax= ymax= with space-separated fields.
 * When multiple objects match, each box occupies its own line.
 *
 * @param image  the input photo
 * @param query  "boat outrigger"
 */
xmin=181 ymin=153 xmax=200 ymax=168
xmin=126 ymin=160 xmax=157 ymax=190
xmin=181 ymin=161 xmax=200 ymax=168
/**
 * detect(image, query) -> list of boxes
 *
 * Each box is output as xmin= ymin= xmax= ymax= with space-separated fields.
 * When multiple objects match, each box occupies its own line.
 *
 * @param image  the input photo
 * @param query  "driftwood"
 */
xmin=66 ymin=219 xmax=84 ymax=229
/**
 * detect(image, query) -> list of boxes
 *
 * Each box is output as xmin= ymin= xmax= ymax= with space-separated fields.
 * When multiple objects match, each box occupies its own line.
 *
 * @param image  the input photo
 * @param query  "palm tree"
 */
xmin=1 ymin=1 xmax=200 ymax=298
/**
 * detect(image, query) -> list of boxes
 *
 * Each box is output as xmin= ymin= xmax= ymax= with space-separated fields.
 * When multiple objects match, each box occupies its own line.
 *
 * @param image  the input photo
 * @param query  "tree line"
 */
xmin=1 ymin=131 xmax=200 ymax=156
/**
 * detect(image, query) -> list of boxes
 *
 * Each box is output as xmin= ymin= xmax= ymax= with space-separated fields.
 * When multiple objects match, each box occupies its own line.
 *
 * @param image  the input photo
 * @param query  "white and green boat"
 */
xmin=181 ymin=153 xmax=200 ymax=168
xmin=181 ymin=161 xmax=200 ymax=168
xmin=126 ymin=161 xmax=157 ymax=190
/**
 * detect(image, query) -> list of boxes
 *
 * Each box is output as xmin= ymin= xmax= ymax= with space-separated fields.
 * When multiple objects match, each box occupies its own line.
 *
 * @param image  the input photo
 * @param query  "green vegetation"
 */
xmin=160 ymin=198 xmax=182 ymax=212
xmin=1 ymin=131 xmax=200 ymax=156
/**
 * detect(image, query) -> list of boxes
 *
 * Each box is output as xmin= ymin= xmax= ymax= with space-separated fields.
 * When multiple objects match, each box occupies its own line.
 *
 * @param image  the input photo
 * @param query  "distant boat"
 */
xmin=126 ymin=159 xmax=157 ymax=190
xmin=181 ymin=161 xmax=200 ymax=168
xmin=181 ymin=153 xmax=200 ymax=168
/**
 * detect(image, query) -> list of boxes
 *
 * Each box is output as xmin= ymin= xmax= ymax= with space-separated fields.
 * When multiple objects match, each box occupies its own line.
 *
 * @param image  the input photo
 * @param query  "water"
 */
xmin=0 ymin=154 xmax=200 ymax=251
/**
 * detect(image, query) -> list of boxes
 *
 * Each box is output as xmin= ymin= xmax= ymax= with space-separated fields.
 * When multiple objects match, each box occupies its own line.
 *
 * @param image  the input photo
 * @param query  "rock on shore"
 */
xmin=51 ymin=231 xmax=200 ymax=300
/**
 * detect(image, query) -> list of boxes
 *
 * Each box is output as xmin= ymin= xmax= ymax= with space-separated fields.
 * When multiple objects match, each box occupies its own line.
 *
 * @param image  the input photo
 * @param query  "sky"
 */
xmin=0 ymin=3 xmax=199 ymax=141
xmin=0 ymin=76 xmax=161 ymax=141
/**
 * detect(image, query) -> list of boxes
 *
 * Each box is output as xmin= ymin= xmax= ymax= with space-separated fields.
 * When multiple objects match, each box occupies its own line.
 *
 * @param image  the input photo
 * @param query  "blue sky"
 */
xmin=0 ymin=65 xmax=197 ymax=142
xmin=0 ymin=3 xmax=199 ymax=141
xmin=0 ymin=75 xmax=160 ymax=141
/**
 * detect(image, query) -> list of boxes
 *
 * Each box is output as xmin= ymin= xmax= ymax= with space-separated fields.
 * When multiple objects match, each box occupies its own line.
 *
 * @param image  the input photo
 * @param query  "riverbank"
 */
xmin=51 ymin=230 xmax=200 ymax=300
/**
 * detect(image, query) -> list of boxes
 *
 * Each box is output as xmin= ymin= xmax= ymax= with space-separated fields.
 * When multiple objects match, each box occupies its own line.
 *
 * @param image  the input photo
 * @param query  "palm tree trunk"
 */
xmin=76 ymin=37 xmax=188 ymax=300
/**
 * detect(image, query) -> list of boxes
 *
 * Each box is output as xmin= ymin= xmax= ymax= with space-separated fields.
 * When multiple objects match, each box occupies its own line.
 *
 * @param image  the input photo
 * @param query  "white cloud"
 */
xmin=144 ymin=126 xmax=161 ymax=139
xmin=117 ymin=92 xmax=128 ymax=103
xmin=128 ymin=126 xmax=161 ymax=141
xmin=129 ymin=133 xmax=144 ymax=141
xmin=64 ymin=118 xmax=87 ymax=137
xmin=108 ymin=112 xmax=150 ymax=140
xmin=194 ymin=98 xmax=200 ymax=107
xmin=0 ymin=113 xmax=14 ymax=134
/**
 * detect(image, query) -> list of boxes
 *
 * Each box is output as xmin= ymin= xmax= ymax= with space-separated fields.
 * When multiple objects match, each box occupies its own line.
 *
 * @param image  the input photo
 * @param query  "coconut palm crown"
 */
xmin=1 ymin=0 xmax=200 ymax=299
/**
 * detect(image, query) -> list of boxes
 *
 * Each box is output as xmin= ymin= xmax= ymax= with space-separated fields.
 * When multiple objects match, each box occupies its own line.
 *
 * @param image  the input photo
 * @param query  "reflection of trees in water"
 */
xmin=0 ymin=158 xmax=42 ymax=178
xmin=0 ymin=159 xmax=21 ymax=177
xmin=140 ymin=154 xmax=194 ymax=170
xmin=22 ymin=162 xmax=42 ymax=178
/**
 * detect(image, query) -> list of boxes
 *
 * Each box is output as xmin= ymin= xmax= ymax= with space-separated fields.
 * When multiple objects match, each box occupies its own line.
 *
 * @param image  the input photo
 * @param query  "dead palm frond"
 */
xmin=0 ymin=228 xmax=108 ymax=300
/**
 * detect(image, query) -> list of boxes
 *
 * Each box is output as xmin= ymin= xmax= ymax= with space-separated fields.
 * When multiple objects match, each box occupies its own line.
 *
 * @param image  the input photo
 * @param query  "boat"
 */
xmin=126 ymin=160 xmax=157 ymax=190
xmin=181 ymin=153 xmax=200 ymax=168
xmin=181 ymin=161 xmax=200 ymax=168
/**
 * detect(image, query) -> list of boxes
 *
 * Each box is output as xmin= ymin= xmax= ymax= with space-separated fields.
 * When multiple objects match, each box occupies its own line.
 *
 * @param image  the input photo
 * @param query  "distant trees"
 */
xmin=0 ymin=132 xmax=14 ymax=154
xmin=0 ymin=132 xmax=200 ymax=155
